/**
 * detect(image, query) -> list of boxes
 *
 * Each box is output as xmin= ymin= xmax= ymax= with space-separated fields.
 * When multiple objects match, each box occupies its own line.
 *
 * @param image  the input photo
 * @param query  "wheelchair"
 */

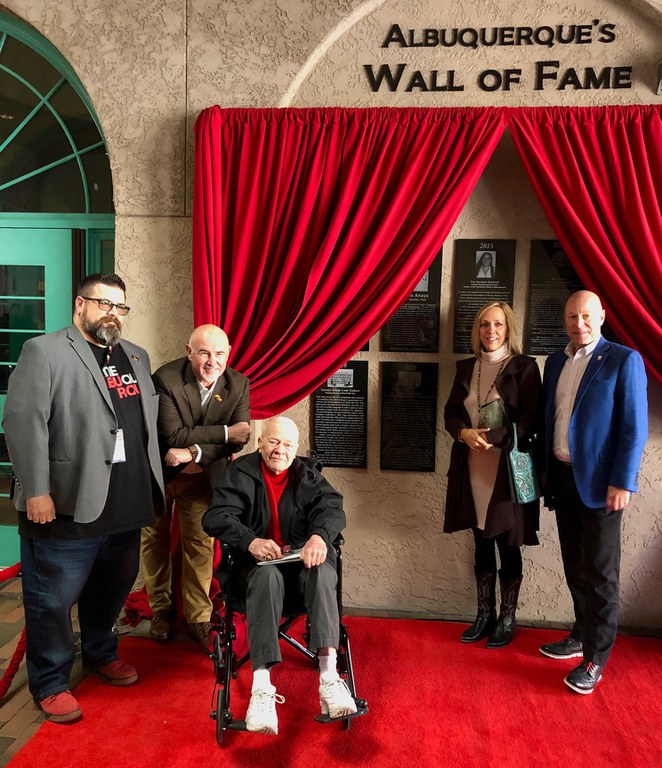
xmin=208 ymin=536 xmax=368 ymax=745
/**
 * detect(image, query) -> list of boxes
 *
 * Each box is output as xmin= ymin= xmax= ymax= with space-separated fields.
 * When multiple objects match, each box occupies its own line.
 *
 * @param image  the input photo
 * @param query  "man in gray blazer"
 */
xmin=141 ymin=324 xmax=250 ymax=651
xmin=3 ymin=273 xmax=165 ymax=724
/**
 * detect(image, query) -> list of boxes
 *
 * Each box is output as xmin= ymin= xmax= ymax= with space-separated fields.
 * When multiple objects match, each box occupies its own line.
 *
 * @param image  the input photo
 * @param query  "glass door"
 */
xmin=0 ymin=228 xmax=72 ymax=565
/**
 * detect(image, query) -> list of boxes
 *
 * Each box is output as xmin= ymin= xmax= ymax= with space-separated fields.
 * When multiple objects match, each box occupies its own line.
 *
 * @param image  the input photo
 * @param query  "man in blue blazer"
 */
xmin=539 ymin=291 xmax=648 ymax=694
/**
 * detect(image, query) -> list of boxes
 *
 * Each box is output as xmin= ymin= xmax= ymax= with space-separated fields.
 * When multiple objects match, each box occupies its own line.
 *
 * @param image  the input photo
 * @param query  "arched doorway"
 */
xmin=0 ymin=11 xmax=115 ymax=563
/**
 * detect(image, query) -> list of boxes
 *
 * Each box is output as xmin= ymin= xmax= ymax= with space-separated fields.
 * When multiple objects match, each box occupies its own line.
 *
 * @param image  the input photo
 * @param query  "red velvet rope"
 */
xmin=0 ymin=627 xmax=26 ymax=700
xmin=0 ymin=563 xmax=21 ymax=582
xmin=0 ymin=563 xmax=25 ymax=701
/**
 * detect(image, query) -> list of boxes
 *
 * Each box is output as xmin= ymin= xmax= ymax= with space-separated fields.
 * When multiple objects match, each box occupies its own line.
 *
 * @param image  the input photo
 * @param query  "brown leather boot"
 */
xmin=149 ymin=609 xmax=173 ymax=642
xmin=188 ymin=621 xmax=213 ymax=654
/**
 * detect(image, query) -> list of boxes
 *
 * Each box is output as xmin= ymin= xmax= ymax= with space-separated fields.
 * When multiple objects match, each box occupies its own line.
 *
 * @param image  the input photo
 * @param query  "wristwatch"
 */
xmin=186 ymin=445 xmax=197 ymax=462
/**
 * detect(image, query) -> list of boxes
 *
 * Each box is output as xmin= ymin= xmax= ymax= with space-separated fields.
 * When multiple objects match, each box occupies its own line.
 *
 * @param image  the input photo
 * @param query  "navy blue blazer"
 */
xmin=542 ymin=336 xmax=648 ymax=509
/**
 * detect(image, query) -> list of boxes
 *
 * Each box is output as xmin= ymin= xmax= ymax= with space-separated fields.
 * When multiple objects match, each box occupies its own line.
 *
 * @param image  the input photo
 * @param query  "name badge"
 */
xmin=112 ymin=428 xmax=126 ymax=463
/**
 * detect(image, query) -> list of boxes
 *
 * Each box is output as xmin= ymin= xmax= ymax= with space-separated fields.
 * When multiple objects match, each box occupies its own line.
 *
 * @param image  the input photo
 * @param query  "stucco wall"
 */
xmin=3 ymin=0 xmax=660 ymax=630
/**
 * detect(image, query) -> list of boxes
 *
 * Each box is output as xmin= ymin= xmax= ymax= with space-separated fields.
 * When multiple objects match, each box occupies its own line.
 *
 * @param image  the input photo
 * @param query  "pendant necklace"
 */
xmin=477 ymin=358 xmax=507 ymax=428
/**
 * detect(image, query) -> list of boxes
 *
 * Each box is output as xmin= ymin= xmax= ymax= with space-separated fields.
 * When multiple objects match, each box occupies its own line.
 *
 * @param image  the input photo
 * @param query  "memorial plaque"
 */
xmin=525 ymin=240 xmax=619 ymax=354
xmin=525 ymin=240 xmax=584 ymax=354
xmin=312 ymin=361 xmax=368 ymax=468
xmin=452 ymin=239 xmax=515 ymax=353
xmin=380 ymin=362 xmax=438 ymax=472
xmin=381 ymin=250 xmax=442 ymax=352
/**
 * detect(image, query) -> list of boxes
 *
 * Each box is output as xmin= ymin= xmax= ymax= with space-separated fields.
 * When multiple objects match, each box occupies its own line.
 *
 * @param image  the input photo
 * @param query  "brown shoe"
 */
xmin=83 ymin=658 xmax=138 ymax=686
xmin=150 ymin=609 xmax=173 ymax=642
xmin=188 ymin=621 xmax=213 ymax=654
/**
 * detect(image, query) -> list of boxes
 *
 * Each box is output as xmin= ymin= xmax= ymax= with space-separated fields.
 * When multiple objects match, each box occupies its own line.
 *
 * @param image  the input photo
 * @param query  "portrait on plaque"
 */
xmin=327 ymin=368 xmax=354 ymax=388
xmin=452 ymin=239 xmax=515 ymax=354
xmin=475 ymin=250 xmax=496 ymax=279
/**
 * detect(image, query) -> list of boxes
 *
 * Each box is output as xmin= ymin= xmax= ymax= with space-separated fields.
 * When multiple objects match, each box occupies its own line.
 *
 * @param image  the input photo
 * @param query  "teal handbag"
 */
xmin=507 ymin=423 xmax=541 ymax=504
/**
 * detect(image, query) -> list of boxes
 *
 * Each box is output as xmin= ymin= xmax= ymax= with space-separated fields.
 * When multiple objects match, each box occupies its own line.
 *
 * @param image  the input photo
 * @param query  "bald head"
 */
xmin=186 ymin=324 xmax=231 ymax=387
xmin=188 ymin=324 xmax=229 ymax=350
xmin=564 ymin=291 xmax=605 ymax=350
xmin=258 ymin=417 xmax=300 ymax=474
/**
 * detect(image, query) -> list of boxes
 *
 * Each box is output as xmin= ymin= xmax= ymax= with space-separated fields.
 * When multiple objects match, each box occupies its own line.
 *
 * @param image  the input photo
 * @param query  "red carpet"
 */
xmin=7 ymin=618 xmax=662 ymax=768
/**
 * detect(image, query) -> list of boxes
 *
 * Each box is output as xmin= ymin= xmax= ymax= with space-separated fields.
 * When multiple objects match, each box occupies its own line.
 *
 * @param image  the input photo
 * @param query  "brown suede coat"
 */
xmin=443 ymin=354 xmax=542 ymax=546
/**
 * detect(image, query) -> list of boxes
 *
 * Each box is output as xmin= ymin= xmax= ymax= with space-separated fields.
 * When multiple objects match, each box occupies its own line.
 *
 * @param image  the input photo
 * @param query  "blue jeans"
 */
xmin=20 ymin=529 xmax=141 ymax=701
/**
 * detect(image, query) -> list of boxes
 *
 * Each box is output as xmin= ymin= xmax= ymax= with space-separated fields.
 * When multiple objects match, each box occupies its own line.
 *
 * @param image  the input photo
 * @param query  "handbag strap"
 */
xmin=511 ymin=421 xmax=519 ymax=452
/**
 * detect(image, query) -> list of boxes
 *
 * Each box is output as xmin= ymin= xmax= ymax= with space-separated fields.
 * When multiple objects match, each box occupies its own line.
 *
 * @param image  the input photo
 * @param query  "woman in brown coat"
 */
xmin=444 ymin=302 xmax=541 ymax=647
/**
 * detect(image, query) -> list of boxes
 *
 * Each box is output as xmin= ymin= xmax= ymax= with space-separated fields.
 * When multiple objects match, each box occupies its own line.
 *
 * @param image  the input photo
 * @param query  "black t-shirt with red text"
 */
xmin=20 ymin=342 xmax=155 ymax=539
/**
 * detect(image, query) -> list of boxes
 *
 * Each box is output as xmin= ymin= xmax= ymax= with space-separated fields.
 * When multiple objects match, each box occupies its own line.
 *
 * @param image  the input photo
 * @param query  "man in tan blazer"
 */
xmin=141 ymin=324 xmax=250 ymax=651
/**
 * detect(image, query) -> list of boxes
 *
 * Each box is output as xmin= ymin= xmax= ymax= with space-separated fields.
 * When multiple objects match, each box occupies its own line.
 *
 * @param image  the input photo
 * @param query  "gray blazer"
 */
xmin=2 ymin=325 xmax=165 ymax=523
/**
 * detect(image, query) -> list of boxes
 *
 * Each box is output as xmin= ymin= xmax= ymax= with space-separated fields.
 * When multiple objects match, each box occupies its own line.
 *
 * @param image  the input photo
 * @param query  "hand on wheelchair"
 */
xmin=248 ymin=534 xmax=327 ymax=568
xmin=301 ymin=534 xmax=327 ymax=568
xmin=248 ymin=537 xmax=282 ymax=562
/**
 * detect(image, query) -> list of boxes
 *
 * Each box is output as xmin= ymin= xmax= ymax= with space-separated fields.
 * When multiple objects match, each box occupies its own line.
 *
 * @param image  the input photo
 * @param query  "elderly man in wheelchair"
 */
xmin=202 ymin=416 xmax=359 ymax=736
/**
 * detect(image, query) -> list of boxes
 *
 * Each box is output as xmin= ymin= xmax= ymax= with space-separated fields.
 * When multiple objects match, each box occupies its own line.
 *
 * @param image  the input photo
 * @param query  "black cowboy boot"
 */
xmin=460 ymin=570 xmax=497 ymax=643
xmin=486 ymin=573 xmax=522 ymax=648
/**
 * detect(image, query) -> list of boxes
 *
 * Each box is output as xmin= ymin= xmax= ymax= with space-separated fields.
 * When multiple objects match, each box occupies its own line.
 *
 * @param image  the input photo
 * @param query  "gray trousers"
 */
xmin=245 ymin=560 xmax=339 ymax=669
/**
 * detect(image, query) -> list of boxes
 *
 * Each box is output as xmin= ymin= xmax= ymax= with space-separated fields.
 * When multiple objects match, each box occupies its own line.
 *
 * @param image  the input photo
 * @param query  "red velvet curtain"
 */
xmin=508 ymin=106 xmax=662 ymax=383
xmin=193 ymin=107 xmax=505 ymax=417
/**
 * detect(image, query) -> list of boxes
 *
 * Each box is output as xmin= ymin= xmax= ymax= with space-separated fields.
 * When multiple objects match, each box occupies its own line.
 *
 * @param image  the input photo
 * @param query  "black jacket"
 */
xmin=202 ymin=451 xmax=346 ymax=569
xmin=443 ymin=354 xmax=542 ymax=546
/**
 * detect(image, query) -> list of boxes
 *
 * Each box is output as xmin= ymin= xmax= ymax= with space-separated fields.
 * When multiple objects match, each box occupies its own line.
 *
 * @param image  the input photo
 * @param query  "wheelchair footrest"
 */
xmin=223 ymin=719 xmax=248 ymax=732
xmin=314 ymin=701 xmax=368 ymax=724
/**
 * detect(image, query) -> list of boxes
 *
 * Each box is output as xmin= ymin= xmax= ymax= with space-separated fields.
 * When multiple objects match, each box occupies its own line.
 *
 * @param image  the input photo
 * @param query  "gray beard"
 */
xmin=83 ymin=317 xmax=122 ymax=346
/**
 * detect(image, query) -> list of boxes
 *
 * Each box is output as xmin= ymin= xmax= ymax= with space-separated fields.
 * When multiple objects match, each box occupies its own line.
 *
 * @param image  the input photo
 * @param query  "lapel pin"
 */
xmin=215 ymin=394 xmax=223 ymax=402
xmin=131 ymin=354 xmax=140 ymax=361
xmin=597 ymin=355 xmax=603 ymax=360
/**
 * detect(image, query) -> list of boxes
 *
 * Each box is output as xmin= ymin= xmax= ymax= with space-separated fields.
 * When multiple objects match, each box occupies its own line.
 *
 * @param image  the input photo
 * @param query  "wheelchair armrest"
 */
xmin=220 ymin=537 xmax=344 ymax=551
xmin=217 ymin=541 xmax=236 ymax=574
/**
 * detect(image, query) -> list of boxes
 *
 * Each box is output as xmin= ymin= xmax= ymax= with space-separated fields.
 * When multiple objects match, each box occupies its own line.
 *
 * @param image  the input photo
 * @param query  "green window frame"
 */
xmin=0 ymin=13 xmax=114 ymax=214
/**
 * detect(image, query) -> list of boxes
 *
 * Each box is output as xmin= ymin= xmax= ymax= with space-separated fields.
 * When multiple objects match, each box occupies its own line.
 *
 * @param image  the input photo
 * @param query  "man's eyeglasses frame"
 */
xmin=79 ymin=296 xmax=131 ymax=316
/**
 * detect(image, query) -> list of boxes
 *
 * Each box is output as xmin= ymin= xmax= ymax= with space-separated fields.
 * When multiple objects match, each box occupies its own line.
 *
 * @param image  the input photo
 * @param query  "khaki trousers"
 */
xmin=141 ymin=473 xmax=213 ymax=623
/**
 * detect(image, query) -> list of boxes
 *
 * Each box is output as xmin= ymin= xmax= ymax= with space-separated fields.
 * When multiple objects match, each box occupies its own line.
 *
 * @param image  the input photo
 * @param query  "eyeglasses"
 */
xmin=80 ymin=296 xmax=131 ymax=316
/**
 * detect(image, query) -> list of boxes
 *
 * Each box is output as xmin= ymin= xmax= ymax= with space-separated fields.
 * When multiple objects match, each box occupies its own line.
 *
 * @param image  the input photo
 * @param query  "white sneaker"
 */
xmin=319 ymin=678 xmax=357 ymax=719
xmin=245 ymin=686 xmax=285 ymax=735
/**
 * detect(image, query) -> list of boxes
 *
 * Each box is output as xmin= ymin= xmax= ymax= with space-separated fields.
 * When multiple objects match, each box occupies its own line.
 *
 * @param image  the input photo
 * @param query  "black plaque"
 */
xmin=312 ymin=362 xmax=368 ymax=468
xmin=525 ymin=240 xmax=618 ymax=354
xmin=525 ymin=241 xmax=584 ymax=354
xmin=380 ymin=362 xmax=438 ymax=472
xmin=381 ymin=250 xmax=442 ymax=352
xmin=452 ymin=239 xmax=515 ymax=354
